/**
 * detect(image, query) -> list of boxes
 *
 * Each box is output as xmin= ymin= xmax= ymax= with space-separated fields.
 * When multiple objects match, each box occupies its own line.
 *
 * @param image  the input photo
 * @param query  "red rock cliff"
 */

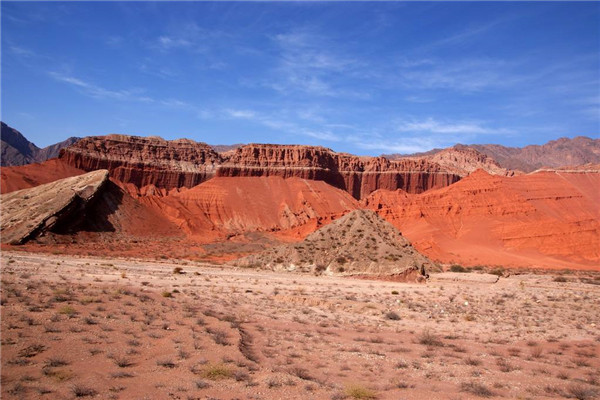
xmin=216 ymin=144 xmax=461 ymax=198
xmin=59 ymin=135 xmax=223 ymax=194
xmin=60 ymin=136 xmax=461 ymax=199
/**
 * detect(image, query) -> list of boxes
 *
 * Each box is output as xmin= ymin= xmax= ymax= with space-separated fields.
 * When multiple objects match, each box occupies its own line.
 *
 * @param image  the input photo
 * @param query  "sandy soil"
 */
xmin=1 ymin=251 xmax=599 ymax=400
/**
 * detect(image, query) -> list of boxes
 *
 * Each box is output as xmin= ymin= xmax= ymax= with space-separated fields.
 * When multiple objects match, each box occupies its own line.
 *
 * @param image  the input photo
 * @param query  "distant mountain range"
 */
xmin=1 ymin=121 xmax=598 ymax=173
xmin=1 ymin=122 xmax=80 ymax=167
xmin=384 ymin=136 xmax=600 ymax=173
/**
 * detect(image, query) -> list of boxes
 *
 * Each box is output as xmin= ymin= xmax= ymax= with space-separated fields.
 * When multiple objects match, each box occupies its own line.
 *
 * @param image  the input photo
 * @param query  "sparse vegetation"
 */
xmin=344 ymin=384 xmax=378 ymax=399
xmin=201 ymin=363 xmax=233 ymax=380
xmin=460 ymin=381 xmax=494 ymax=397
xmin=450 ymin=264 xmax=467 ymax=273
xmin=2 ymin=252 xmax=599 ymax=400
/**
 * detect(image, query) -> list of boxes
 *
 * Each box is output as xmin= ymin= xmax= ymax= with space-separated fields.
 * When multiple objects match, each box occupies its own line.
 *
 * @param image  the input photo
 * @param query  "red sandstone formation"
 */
xmin=363 ymin=168 xmax=600 ymax=270
xmin=144 ymin=176 xmax=359 ymax=238
xmin=59 ymin=135 xmax=223 ymax=195
xmin=218 ymin=144 xmax=461 ymax=199
xmin=60 ymin=136 xmax=461 ymax=199
xmin=1 ymin=159 xmax=85 ymax=194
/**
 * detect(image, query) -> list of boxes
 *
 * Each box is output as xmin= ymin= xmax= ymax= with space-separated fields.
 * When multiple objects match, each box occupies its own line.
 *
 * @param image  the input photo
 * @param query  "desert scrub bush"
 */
xmin=418 ymin=329 xmax=443 ymax=347
xmin=567 ymin=384 xmax=598 ymax=400
xmin=161 ymin=291 xmax=172 ymax=298
xmin=114 ymin=357 xmax=133 ymax=368
xmin=385 ymin=311 xmax=401 ymax=321
xmin=201 ymin=363 xmax=233 ymax=380
xmin=344 ymin=384 xmax=378 ymax=399
xmin=464 ymin=357 xmax=482 ymax=366
xmin=19 ymin=344 xmax=46 ymax=358
xmin=391 ymin=290 xmax=399 ymax=295
xmin=195 ymin=379 xmax=210 ymax=389
xmin=156 ymin=359 xmax=176 ymax=368
xmin=58 ymin=305 xmax=77 ymax=316
xmin=173 ymin=267 xmax=183 ymax=274
xmin=554 ymin=276 xmax=568 ymax=283
xmin=71 ymin=384 xmax=97 ymax=397
xmin=206 ymin=327 xmax=230 ymax=345
xmin=460 ymin=381 xmax=494 ymax=397
xmin=450 ymin=265 xmax=467 ymax=273
xmin=288 ymin=366 xmax=315 ymax=381
xmin=45 ymin=357 xmax=69 ymax=367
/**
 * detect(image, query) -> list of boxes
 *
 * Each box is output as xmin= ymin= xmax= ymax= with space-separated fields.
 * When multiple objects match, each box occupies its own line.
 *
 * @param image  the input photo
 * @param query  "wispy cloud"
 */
xmin=267 ymin=29 xmax=367 ymax=98
xmin=428 ymin=18 xmax=508 ymax=49
xmin=226 ymin=109 xmax=256 ymax=119
xmin=352 ymin=138 xmax=443 ymax=155
xmin=49 ymin=72 xmax=154 ymax=103
xmin=9 ymin=45 xmax=36 ymax=57
xmin=150 ymin=22 xmax=222 ymax=53
xmin=225 ymin=107 xmax=343 ymax=142
xmin=397 ymin=58 xmax=516 ymax=93
xmin=396 ymin=118 xmax=513 ymax=135
xmin=157 ymin=35 xmax=193 ymax=50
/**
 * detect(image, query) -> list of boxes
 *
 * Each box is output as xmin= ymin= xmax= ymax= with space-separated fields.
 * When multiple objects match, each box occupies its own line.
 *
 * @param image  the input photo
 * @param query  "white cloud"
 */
xmin=352 ymin=137 xmax=444 ymax=154
xmin=396 ymin=118 xmax=513 ymax=135
xmin=268 ymin=29 xmax=366 ymax=98
xmin=157 ymin=35 xmax=192 ymax=50
xmin=301 ymin=130 xmax=342 ymax=142
xmin=10 ymin=45 xmax=35 ymax=57
xmin=49 ymin=72 xmax=153 ymax=103
xmin=226 ymin=109 xmax=256 ymax=119
xmin=224 ymin=107 xmax=342 ymax=142
xmin=397 ymin=58 xmax=517 ymax=93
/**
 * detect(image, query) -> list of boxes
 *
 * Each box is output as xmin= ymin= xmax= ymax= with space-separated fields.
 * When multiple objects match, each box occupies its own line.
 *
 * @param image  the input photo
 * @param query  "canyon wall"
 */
xmin=60 ymin=137 xmax=462 ymax=199
xmin=59 ymin=135 xmax=223 ymax=195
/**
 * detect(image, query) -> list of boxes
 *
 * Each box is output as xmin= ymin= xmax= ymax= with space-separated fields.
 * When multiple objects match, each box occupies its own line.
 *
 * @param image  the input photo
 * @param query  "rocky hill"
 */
xmin=469 ymin=137 xmax=600 ymax=172
xmin=363 ymin=167 xmax=600 ymax=270
xmin=1 ymin=122 xmax=80 ymax=166
xmin=234 ymin=209 xmax=434 ymax=279
xmin=385 ymin=137 xmax=600 ymax=173
xmin=59 ymin=136 xmax=461 ymax=199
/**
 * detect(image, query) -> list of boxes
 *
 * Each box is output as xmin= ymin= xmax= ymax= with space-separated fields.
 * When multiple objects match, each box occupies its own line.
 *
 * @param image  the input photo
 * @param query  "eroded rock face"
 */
xmin=218 ymin=144 xmax=461 ymax=199
xmin=1 ymin=170 xmax=109 ymax=244
xmin=363 ymin=168 xmax=600 ymax=269
xmin=60 ymin=137 xmax=461 ymax=199
xmin=425 ymin=147 xmax=515 ymax=177
xmin=59 ymin=135 xmax=223 ymax=195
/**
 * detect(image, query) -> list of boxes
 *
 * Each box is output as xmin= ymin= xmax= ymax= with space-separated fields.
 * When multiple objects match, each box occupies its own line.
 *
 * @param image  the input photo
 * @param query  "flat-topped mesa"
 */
xmin=60 ymin=136 xmax=461 ymax=199
xmin=59 ymin=135 xmax=223 ymax=194
xmin=217 ymin=143 xmax=462 ymax=199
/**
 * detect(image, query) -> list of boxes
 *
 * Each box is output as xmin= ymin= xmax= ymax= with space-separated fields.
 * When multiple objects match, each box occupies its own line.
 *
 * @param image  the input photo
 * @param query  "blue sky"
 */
xmin=2 ymin=1 xmax=599 ymax=154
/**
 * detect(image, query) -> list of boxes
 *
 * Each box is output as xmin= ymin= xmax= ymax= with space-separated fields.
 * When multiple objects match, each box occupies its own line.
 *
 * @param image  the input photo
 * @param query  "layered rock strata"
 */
xmin=60 ymin=136 xmax=461 ymax=199
xmin=363 ymin=168 xmax=600 ymax=269
xmin=1 ymin=170 xmax=109 ymax=244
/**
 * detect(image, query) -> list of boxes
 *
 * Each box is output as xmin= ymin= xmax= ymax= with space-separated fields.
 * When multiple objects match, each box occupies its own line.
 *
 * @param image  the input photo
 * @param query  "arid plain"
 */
xmin=2 ymin=251 xmax=599 ymax=400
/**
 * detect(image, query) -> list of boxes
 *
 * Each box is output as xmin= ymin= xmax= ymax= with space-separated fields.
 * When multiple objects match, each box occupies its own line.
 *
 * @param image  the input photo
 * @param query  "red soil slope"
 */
xmin=363 ymin=169 xmax=600 ymax=270
xmin=0 ymin=159 xmax=84 ymax=194
xmin=143 ymin=176 xmax=359 ymax=239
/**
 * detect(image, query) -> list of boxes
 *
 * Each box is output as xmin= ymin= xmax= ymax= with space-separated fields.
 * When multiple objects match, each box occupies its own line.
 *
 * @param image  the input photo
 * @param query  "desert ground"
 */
xmin=1 ymin=251 xmax=599 ymax=400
